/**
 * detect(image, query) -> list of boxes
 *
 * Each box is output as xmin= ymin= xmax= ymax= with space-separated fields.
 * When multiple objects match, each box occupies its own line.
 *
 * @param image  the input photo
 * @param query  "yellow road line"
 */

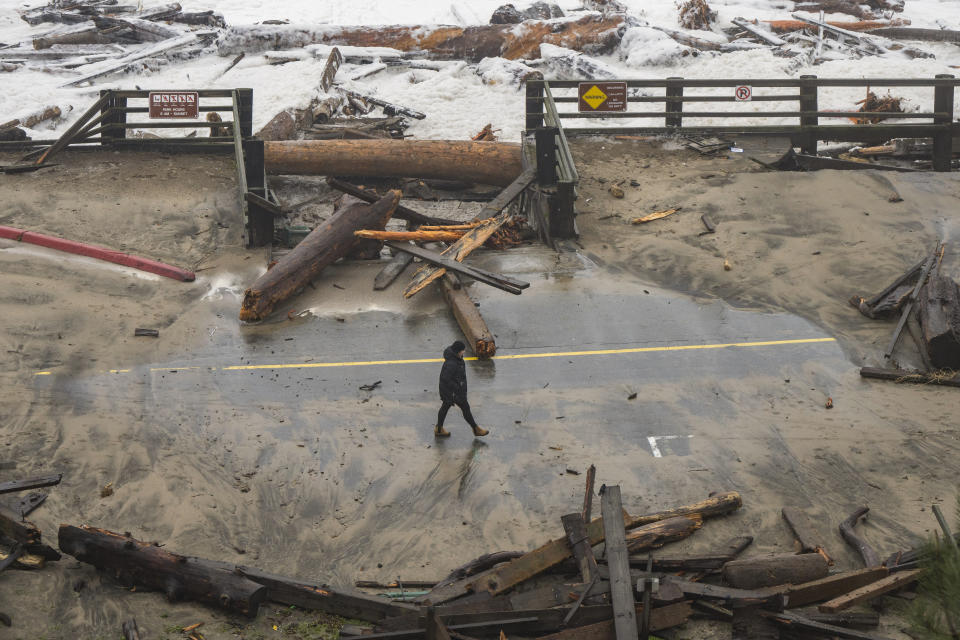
xmin=220 ymin=337 xmax=837 ymax=371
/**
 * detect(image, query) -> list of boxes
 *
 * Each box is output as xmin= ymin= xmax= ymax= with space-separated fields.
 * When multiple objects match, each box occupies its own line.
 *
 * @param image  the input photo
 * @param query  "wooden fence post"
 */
xmin=237 ymin=88 xmax=254 ymax=138
xmin=933 ymin=74 xmax=955 ymax=172
xmin=665 ymin=77 xmax=683 ymax=128
xmin=526 ymin=81 xmax=544 ymax=131
xmin=535 ymin=127 xmax=558 ymax=186
xmin=799 ymin=75 xmax=818 ymax=155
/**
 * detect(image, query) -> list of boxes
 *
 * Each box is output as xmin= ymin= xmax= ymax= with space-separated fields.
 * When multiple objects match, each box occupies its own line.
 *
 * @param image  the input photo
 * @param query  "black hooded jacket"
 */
xmin=439 ymin=346 xmax=467 ymax=403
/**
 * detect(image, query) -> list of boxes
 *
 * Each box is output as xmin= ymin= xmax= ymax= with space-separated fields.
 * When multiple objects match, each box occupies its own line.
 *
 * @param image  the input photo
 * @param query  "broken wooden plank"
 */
xmin=731 ymin=18 xmax=787 ymax=46
xmin=884 ymin=247 xmax=939 ymax=359
xmin=839 ymin=507 xmax=881 ymax=568
xmin=629 ymin=491 xmax=742 ymax=528
xmin=802 ymin=611 xmax=880 ymax=628
xmin=62 ymin=32 xmax=210 ymax=87
xmin=0 ymin=542 xmax=23 ymax=572
xmin=0 ymin=474 xmax=62 ymax=496
xmin=15 ymin=492 xmax=48 ymax=518
xmin=32 ymin=92 xmax=111 ymax=165
xmin=860 ymin=366 xmax=960 ymax=388
xmin=760 ymin=610 xmax=893 ymax=640
xmin=320 ymin=47 xmax=343 ymax=93
xmin=600 ymin=486 xmax=638 ymax=640
xmin=562 ymin=513 xmax=599 ymax=584
xmin=441 ymin=273 xmax=497 ymax=359
xmin=375 ymin=247 xmax=415 ymax=291
xmin=723 ymin=553 xmax=829 ymax=590
xmin=403 ymin=168 xmax=535 ymax=298
xmin=785 ymin=567 xmax=889 ymax=608
xmin=625 ymin=514 xmax=702 ymax=553
xmin=631 ymin=208 xmax=680 ymax=225
xmin=534 ymin=602 xmax=692 ymax=640
xmin=665 ymin=578 xmax=787 ymax=608
xmin=782 ymin=507 xmax=833 ymax=563
xmin=818 ymin=569 xmax=922 ymax=613
xmin=386 ymin=241 xmax=528 ymax=295
xmin=582 ymin=465 xmax=596 ymax=522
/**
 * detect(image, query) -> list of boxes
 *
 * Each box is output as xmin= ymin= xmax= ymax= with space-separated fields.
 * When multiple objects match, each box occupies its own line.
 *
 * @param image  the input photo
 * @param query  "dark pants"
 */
xmin=437 ymin=397 xmax=478 ymax=429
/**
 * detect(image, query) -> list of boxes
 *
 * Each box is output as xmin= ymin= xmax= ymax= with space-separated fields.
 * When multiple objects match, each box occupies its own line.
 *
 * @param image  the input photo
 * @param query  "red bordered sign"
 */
xmin=148 ymin=91 xmax=199 ymax=119
xmin=734 ymin=85 xmax=752 ymax=102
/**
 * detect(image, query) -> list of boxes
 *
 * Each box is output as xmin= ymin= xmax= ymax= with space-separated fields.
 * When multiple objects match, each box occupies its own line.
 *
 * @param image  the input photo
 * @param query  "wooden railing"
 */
xmin=525 ymin=76 xmax=958 ymax=171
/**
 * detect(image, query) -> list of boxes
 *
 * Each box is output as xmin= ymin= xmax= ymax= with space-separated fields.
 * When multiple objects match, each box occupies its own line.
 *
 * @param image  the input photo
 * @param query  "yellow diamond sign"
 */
xmin=581 ymin=85 xmax=608 ymax=110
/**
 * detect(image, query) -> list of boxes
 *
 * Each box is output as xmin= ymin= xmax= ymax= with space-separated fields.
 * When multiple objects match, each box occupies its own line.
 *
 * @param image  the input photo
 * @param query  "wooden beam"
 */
xmin=818 ymin=569 xmax=922 ymax=613
xmin=374 ymin=249 xmax=415 ymax=291
xmin=625 ymin=514 xmax=702 ymax=553
xmin=0 ymin=505 xmax=40 ymax=545
xmin=562 ymin=513 xmax=599 ymax=583
xmin=785 ymin=567 xmax=889 ymax=608
xmin=761 ymin=610 xmax=893 ymax=640
xmin=665 ymin=578 xmax=787 ymax=608
xmin=534 ymin=602 xmax=692 ymax=640
xmin=387 ymin=241 xmax=528 ymax=295
xmin=0 ymin=474 xmax=62 ymax=496
xmin=582 ymin=465 xmax=596 ymax=522
xmin=600 ymin=486 xmax=638 ymax=640
xmin=440 ymin=274 xmax=496 ymax=359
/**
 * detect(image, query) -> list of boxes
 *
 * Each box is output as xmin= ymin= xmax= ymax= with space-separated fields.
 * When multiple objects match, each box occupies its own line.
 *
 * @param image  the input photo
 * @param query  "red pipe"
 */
xmin=0 ymin=225 xmax=195 ymax=282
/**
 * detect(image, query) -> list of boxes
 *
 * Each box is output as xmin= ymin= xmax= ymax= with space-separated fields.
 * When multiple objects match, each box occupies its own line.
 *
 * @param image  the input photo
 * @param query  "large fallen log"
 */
xmin=918 ymin=275 xmax=960 ymax=370
xmin=441 ymin=274 xmax=497 ymax=358
xmin=265 ymin=140 xmax=522 ymax=187
xmin=239 ymin=191 xmax=400 ymax=321
xmin=764 ymin=18 xmax=909 ymax=33
xmin=625 ymin=515 xmax=702 ymax=553
xmin=723 ymin=553 xmax=829 ymax=589
xmin=58 ymin=525 xmax=267 ymax=616
xmin=218 ymin=15 xmax=627 ymax=61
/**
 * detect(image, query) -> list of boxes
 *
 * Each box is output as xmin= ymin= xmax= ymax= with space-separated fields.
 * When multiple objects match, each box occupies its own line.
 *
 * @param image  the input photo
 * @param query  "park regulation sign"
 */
xmin=578 ymin=82 xmax=627 ymax=112
xmin=148 ymin=91 xmax=199 ymax=119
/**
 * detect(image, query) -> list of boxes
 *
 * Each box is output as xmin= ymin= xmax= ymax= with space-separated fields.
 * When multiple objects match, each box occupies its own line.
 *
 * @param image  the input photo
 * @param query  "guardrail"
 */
xmin=526 ymin=76 xmax=958 ymax=171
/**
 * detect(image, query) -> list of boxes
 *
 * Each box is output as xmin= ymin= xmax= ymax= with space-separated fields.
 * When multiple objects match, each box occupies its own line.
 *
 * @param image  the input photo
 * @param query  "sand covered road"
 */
xmin=0 ymin=144 xmax=958 ymax=639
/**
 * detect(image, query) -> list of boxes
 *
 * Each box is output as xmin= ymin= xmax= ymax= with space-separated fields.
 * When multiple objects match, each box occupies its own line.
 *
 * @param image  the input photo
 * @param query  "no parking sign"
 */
xmin=734 ymin=85 xmax=752 ymax=102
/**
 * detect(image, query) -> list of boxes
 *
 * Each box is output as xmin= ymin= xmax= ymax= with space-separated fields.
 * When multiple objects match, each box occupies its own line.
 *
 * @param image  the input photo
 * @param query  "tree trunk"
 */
xmin=441 ymin=274 xmax=497 ymax=359
xmin=722 ymin=554 xmax=829 ymax=590
xmin=218 ymin=15 xmax=627 ymax=61
xmin=57 ymin=525 xmax=267 ymax=617
xmin=839 ymin=507 xmax=880 ymax=568
xmin=918 ymin=275 xmax=960 ymax=370
xmin=265 ymin=140 xmax=523 ymax=187
xmin=625 ymin=515 xmax=703 ymax=553
xmin=240 ymin=191 xmax=400 ymax=321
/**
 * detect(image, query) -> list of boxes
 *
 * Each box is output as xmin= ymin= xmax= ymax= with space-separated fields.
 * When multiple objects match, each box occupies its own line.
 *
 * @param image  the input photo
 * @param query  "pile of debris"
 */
xmin=856 ymin=243 xmax=960 ymax=388
xmin=0 ymin=473 xmax=64 ymax=627
xmin=9 ymin=467 xmax=954 ymax=638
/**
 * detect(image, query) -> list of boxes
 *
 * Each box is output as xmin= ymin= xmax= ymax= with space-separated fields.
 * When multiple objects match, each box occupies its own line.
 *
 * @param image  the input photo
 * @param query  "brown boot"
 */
xmin=471 ymin=425 xmax=489 ymax=437
xmin=434 ymin=425 xmax=451 ymax=438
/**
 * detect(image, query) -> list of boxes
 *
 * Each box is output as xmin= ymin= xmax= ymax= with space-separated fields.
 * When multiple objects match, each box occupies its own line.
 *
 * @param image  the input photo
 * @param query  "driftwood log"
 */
xmin=58 ymin=525 xmax=267 ymax=616
xmin=918 ymin=275 xmax=960 ymax=369
xmin=625 ymin=515 xmax=702 ymax=553
xmin=441 ymin=274 xmax=497 ymax=358
xmin=722 ymin=553 xmax=829 ymax=589
xmin=839 ymin=507 xmax=880 ymax=567
xmin=240 ymin=191 xmax=400 ymax=321
xmin=218 ymin=15 xmax=626 ymax=60
xmin=265 ymin=140 xmax=523 ymax=187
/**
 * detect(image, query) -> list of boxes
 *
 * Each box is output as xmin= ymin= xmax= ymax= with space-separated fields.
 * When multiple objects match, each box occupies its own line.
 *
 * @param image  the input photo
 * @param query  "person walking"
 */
xmin=435 ymin=340 xmax=488 ymax=438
